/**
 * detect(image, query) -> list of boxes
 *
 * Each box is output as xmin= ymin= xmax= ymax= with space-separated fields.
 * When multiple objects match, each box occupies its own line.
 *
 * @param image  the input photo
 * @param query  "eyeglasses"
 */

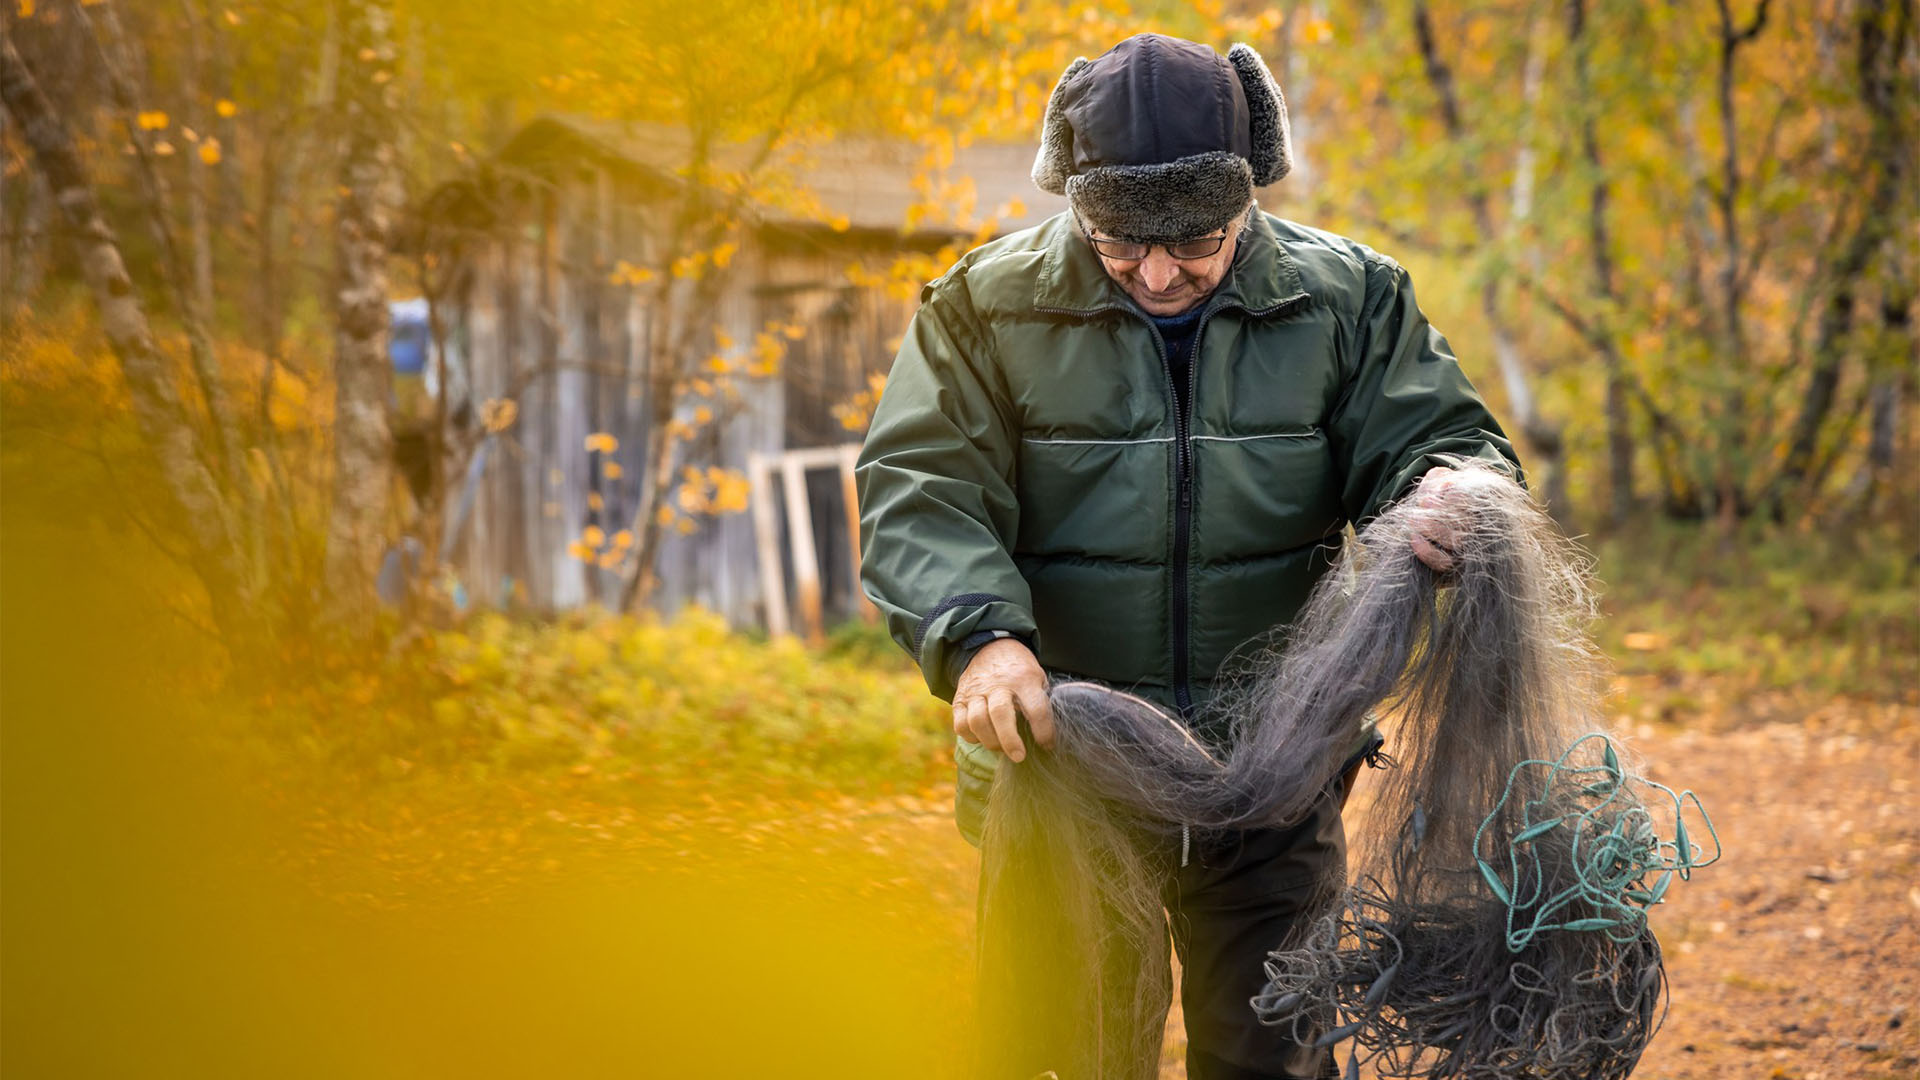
xmin=1084 ymin=230 xmax=1231 ymax=262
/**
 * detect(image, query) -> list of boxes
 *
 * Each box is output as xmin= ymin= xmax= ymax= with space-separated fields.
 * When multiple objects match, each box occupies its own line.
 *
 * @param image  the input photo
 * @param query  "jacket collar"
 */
xmin=1032 ymin=207 xmax=1310 ymax=317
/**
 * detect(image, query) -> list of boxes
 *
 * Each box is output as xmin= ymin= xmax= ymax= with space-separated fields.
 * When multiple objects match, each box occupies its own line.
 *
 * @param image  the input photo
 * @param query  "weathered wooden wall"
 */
xmin=756 ymin=242 xmax=917 ymax=623
xmin=436 ymin=164 xmax=913 ymax=629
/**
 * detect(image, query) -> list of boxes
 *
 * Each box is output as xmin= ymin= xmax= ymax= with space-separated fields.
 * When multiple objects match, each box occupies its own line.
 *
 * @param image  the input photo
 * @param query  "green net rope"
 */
xmin=1474 ymin=732 xmax=1720 ymax=953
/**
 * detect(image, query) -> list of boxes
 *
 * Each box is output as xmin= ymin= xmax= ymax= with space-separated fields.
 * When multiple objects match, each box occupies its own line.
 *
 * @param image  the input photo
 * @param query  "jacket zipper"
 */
xmin=1172 ymin=301 xmax=1231 ymax=715
xmin=1135 ymin=315 xmax=1193 ymax=714
xmin=1035 ymin=292 xmax=1309 ymax=716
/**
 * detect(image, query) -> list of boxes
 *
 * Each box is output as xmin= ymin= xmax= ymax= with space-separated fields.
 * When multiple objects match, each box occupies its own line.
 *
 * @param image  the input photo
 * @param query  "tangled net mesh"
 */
xmin=973 ymin=459 xmax=1718 ymax=1080
xmin=1255 ymin=733 xmax=1719 ymax=1080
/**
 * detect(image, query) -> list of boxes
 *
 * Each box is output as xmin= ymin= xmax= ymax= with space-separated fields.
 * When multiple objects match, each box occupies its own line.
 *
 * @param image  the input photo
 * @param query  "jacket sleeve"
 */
xmin=856 ymin=278 xmax=1039 ymax=703
xmin=1328 ymin=256 xmax=1524 ymax=524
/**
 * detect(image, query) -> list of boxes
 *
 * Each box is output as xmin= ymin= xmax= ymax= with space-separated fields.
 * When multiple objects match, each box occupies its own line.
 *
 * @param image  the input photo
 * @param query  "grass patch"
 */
xmin=245 ymin=609 xmax=951 ymax=799
xmin=1590 ymin=517 xmax=1918 ymax=709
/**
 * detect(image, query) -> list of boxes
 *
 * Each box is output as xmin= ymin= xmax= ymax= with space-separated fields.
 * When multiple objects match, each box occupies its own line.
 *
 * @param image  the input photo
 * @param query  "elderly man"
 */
xmin=856 ymin=32 xmax=1520 ymax=1080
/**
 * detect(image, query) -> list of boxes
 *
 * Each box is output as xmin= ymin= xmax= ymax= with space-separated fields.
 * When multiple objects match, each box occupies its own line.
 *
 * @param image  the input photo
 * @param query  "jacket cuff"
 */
xmin=944 ymin=629 xmax=1040 ymax=695
xmin=911 ymin=593 xmax=1041 ymax=702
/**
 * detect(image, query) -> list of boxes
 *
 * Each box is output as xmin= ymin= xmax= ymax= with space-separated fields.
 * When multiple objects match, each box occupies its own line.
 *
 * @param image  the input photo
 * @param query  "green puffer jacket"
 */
xmin=855 ymin=209 xmax=1521 ymax=839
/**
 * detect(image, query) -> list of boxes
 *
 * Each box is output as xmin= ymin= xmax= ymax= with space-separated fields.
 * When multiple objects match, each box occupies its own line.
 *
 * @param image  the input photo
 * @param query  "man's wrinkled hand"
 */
xmin=1408 ymin=465 xmax=1468 ymax=572
xmin=953 ymin=638 xmax=1054 ymax=763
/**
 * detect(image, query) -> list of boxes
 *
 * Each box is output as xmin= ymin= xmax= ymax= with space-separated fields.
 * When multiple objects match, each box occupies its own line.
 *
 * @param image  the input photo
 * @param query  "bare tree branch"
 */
xmin=69 ymin=0 xmax=248 ymax=497
xmin=1 ymin=26 xmax=249 ymax=632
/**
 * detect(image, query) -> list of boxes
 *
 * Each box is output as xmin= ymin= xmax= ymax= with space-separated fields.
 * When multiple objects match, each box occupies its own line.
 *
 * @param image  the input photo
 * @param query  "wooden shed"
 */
xmin=416 ymin=117 xmax=1064 ymax=631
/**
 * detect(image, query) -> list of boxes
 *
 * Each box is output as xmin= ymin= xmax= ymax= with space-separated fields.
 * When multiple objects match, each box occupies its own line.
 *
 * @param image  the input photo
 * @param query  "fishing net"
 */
xmin=1254 ymin=732 xmax=1718 ymax=1080
xmin=972 ymin=459 xmax=1718 ymax=1080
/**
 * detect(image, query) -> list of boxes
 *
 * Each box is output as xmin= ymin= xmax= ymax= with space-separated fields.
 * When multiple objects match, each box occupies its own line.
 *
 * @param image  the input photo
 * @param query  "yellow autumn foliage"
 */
xmin=674 ymin=465 xmax=752 ymax=517
xmin=832 ymin=371 xmax=889 ymax=432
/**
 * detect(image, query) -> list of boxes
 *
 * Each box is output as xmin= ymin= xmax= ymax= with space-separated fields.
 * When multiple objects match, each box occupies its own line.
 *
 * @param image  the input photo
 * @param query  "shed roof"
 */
xmin=496 ymin=116 xmax=1068 ymax=237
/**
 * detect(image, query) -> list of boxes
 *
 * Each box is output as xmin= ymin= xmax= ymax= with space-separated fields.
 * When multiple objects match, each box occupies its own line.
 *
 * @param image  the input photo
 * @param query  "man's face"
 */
xmin=1084 ymin=222 xmax=1241 ymax=317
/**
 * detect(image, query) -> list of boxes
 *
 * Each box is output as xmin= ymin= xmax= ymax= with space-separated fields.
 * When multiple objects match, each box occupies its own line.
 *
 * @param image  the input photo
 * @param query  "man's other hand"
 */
xmin=953 ymin=638 xmax=1054 ymax=763
xmin=1409 ymin=464 xmax=1506 ymax=571
xmin=1408 ymin=466 xmax=1462 ymax=572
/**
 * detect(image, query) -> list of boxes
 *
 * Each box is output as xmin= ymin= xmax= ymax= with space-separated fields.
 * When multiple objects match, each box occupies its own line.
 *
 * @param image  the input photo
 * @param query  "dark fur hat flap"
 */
xmin=1226 ymin=43 xmax=1292 ymax=186
xmin=1031 ymin=57 xmax=1091 ymax=196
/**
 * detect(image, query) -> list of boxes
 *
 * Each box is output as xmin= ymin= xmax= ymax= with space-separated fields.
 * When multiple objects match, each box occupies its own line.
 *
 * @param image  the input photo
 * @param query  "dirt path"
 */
xmin=1145 ymin=709 xmax=1920 ymax=1079
xmin=825 ymin=704 xmax=1920 ymax=1078
xmin=1616 ymin=713 xmax=1920 ymax=1080
xmin=284 ymin=700 xmax=1920 ymax=1078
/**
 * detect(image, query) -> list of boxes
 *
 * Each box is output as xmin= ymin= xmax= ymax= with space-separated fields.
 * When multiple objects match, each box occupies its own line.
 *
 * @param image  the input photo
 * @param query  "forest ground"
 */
xmin=277 ymin=678 xmax=1919 ymax=1079
xmin=6 ymin=458 xmax=1914 ymax=1076
xmin=1157 ymin=695 xmax=1920 ymax=1080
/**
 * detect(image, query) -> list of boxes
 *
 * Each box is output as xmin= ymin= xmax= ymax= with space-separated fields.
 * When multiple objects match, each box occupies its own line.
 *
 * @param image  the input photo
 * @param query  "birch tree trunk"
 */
xmin=77 ymin=0 xmax=247 ymax=497
xmin=1 ymin=29 xmax=248 ymax=633
xmin=323 ymin=0 xmax=399 ymax=626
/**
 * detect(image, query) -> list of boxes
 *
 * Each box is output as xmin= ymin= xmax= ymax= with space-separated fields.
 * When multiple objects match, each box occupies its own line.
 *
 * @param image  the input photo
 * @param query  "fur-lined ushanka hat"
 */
xmin=1032 ymin=33 xmax=1291 ymax=243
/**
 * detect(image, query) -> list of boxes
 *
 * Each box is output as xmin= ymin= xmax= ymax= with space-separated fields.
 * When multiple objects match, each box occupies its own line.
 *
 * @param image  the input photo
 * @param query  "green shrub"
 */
xmin=302 ymin=609 xmax=952 ymax=793
xmin=1590 ymin=518 xmax=1918 ymax=702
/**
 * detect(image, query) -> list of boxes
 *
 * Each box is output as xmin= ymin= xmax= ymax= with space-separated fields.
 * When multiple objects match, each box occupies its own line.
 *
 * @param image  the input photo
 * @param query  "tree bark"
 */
xmin=2 ymin=104 xmax=12 ymax=322
xmin=253 ymin=18 xmax=339 ymax=363
xmin=1768 ymin=0 xmax=1912 ymax=511
xmin=2 ymin=114 xmax=52 ymax=327
xmin=322 ymin=0 xmax=400 ymax=626
xmin=179 ymin=0 xmax=215 ymax=321
xmin=1 ymin=29 xmax=248 ymax=629
xmin=1411 ymin=1 xmax=1570 ymax=521
xmin=1567 ymin=0 xmax=1636 ymax=525
xmin=1810 ymin=259 xmax=1911 ymax=518
xmin=74 ymin=0 xmax=246 ymax=497
xmin=1865 ymin=280 xmax=1912 ymax=487
xmin=1707 ymin=0 xmax=1772 ymax=518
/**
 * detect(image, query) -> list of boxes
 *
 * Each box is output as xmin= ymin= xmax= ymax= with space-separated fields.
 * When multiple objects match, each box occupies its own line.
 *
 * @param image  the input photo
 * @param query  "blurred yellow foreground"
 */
xmin=2 ymin=503 xmax=977 ymax=1078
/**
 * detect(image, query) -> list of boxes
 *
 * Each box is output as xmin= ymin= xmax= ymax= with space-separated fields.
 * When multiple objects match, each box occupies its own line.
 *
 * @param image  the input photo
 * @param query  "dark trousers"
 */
xmin=961 ymin=754 xmax=1360 ymax=1079
xmin=1159 ymin=773 xmax=1353 ymax=1080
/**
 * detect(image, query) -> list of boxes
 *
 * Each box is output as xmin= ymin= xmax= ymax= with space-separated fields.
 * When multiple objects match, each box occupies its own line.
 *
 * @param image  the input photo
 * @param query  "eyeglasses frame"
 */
xmin=1078 ymin=224 xmax=1234 ymax=263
